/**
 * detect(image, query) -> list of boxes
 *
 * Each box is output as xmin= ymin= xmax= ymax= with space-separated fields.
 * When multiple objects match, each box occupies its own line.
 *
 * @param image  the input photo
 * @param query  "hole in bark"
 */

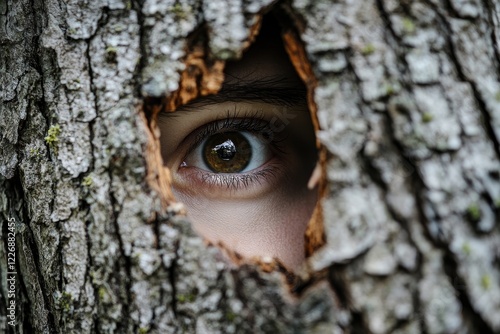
xmin=145 ymin=8 xmax=326 ymax=273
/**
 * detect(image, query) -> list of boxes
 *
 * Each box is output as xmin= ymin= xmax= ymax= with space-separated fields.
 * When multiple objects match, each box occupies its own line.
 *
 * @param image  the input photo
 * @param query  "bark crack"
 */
xmin=9 ymin=173 xmax=57 ymax=333
xmin=480 ymin=0 xmax=500 ymax=78
xmin=374 ymin=0 xmax=413 ymax=83
xmin=83 ymin=212 xmax=98 ymax=332
xmin=84 ymin=37 xmax=97 ymax=173
xmin=81 ymin=40 xmax=99 ymax=331
xmin=133 ymin=0 xmax=147 ymax=100
xmin=168 ymin=237 xmax=180 ymax=318
xmin=16 ymin=0 xmax=61 ymax=331
xmin=426 ymin=0 xmax=500 ymax=159
xmin=107 ymin=174 xmax=133 ymax=332
xmin=442 ymin=251 xmax=494 ymax=333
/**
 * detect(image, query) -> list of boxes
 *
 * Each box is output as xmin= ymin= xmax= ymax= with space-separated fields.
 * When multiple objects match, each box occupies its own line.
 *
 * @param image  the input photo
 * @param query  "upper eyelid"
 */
xmin=182 ymin=111 xmax=270 ymax=158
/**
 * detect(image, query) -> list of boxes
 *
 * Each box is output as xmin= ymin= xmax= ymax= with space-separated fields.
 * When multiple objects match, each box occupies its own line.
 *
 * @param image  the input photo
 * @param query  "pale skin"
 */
xmin=159 ymin=22 xmax=317 ymax=270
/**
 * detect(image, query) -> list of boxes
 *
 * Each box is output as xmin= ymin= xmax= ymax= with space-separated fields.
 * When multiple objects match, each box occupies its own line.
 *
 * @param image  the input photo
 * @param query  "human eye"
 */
xmin=170 ymin=113 xmax=289 ymax=199
xmin=180 ymin=118 xmax=277 ymax=185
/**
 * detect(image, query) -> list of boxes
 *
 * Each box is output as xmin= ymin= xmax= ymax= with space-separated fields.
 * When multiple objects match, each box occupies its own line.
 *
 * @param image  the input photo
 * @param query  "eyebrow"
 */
xmin=173 ymin=75 xmax=307 ymax=112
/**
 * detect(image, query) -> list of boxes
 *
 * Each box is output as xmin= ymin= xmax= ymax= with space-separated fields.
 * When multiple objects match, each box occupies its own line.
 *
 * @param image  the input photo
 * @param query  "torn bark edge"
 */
xmin=138 ymin=108 xmax=176 ymax=210
xmin=214 ymin=239 xmax=302 ymax=289
xmin=280 ymin=20 xmax=327 ymax=259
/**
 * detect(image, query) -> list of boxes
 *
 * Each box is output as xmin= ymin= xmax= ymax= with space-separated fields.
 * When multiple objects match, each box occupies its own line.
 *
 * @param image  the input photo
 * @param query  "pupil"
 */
xmin=213 ymin=140 xmax=236 ymax=161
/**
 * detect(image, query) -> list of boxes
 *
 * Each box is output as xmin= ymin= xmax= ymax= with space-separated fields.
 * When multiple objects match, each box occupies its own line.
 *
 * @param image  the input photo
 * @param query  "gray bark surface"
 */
xmin=0 ymin=0 xmax=499 ymax=333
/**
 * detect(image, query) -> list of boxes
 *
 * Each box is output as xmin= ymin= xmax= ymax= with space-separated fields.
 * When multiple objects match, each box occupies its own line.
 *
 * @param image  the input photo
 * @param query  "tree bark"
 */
xmin=1 ymin=0 xmax=499 ymax=333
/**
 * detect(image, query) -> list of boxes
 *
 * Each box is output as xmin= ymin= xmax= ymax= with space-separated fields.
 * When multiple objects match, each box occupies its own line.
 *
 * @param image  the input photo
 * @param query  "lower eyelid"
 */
xmin=173 ymin=160 xmax=283 ymax=199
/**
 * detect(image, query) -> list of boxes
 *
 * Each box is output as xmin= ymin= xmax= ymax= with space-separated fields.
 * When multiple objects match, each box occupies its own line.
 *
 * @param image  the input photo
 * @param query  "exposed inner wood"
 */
xmin=140 ymin=108 xmax=176 ymax=209
xmin=164 ymin=46 xmax=225 ymax=112
xmin=164 ymin=17 xmax=263 ymax=113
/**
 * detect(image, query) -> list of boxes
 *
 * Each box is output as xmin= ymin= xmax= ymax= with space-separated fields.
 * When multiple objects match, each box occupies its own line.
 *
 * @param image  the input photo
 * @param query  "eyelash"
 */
xmin=187 ymin=111 xmax=264 ymax=150
xmin=196 ymin=166 xmax=280 ymax=190
xmin=180 ymin=111 xmax=286 ymax=190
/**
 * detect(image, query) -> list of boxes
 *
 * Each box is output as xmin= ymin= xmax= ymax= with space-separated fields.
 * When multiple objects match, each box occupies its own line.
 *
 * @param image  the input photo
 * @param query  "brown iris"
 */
xmin=203 ymin=132 xmax=252 ymax=173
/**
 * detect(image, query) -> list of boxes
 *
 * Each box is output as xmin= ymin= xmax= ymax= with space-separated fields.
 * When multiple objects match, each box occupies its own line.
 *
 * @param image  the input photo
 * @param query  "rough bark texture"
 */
xmin=1 ymin=0 xmax=499 ymax=333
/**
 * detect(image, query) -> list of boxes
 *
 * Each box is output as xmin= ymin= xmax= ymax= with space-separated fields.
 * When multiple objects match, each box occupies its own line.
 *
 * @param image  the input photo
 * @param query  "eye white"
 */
xmin=184 ymin=131 xmax=272 ymax=173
